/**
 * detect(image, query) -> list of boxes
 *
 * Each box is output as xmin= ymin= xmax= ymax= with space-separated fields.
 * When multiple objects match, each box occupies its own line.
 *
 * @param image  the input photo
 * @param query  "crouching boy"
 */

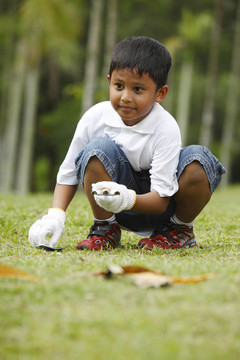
xmin=29 ymin=36 xmax=226 ymax=250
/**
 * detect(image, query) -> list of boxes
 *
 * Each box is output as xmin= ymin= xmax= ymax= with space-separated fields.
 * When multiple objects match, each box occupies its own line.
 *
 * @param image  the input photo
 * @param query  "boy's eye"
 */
xmin=115 ymin=83 xmax=123 ymax=89
xmin=135 ymin=87 xmax=143 ymax=92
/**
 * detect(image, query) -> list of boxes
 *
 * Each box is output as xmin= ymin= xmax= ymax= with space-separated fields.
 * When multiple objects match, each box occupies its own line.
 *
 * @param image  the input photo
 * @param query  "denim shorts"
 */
xmin=75 ymin=137 xmax=226 ymax=233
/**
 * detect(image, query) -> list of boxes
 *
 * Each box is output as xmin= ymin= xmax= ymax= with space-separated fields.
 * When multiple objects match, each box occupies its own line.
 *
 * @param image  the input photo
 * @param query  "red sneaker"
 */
xmin=138 ymin=221 xmax=197 ymax=250
xmin=76 ymin=221 xmax=121 ymax=251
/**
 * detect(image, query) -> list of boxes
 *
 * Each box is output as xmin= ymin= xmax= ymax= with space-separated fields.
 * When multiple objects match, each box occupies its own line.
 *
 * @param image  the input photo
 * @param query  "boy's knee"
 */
xmin=85 ymin=155 xmax=103 ymax=173
xmin=180 ymin=162 xmax=212 ymax=201
xmin=178 ymin=145 xmax=211 ymax=188
xmin=183 ymin=161 xmax=209 ymax=186
xmin=84 ymin=156 xmax=111 ymax=187
xmin=178 ymin=145 xmax=226 ymax=194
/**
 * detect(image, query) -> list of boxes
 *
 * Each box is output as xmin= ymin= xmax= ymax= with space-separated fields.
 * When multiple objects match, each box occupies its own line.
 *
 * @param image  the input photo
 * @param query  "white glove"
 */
xmin=92 ymin=181 xmax=136 ymax=213
xmin=28 ymin=208 xmax=66 ymax=247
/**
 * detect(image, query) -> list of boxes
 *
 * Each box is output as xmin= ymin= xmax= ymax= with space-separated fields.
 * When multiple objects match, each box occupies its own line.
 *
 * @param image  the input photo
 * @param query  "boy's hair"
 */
xmin=109 ymin=36 xmax=172 ymax=90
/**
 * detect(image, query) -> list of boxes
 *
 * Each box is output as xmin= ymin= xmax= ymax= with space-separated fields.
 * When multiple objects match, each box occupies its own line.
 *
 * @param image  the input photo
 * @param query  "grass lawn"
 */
xmin=0 ymin=185 xmax=240 ymax=360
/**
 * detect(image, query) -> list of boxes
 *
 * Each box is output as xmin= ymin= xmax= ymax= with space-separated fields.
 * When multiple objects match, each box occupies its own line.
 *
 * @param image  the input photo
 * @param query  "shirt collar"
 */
xmin=104 ymin=102 xmax=162 ymax=134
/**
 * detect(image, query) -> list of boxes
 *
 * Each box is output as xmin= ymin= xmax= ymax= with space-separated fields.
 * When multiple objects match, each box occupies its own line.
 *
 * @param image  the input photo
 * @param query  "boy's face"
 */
xmin=108 ymin=68 xmax=168 ymax=126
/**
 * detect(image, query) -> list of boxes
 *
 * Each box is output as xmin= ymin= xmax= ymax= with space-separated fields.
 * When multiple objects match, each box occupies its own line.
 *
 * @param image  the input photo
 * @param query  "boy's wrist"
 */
xmin=48 ymin=208 xmax=66 ymax=223
xmin=126 ymin=190 xmax=137 ymax=210
xmin=50 ymin=207 xmax=66 ymax=214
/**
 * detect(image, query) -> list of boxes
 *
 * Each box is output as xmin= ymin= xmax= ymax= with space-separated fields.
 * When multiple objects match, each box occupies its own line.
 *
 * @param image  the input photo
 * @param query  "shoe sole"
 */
xmin=76 ymin=242 xmax=122 ymax=251
xmin=182 ymin=239 xmax=197 ymax=248
xmin=138 ymin=239 xmax=197 ymax=250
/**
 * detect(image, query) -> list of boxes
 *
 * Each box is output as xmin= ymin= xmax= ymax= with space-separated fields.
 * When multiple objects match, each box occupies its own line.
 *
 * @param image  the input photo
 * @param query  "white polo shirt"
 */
xmin=57 ymin=101 xmax=181 ymax=197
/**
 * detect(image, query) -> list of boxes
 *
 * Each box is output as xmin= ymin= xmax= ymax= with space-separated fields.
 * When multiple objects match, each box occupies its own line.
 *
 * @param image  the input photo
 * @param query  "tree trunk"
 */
xmin=81 ymin=0 xmax=104 ymax=114
xmin=98 ymin=0 xmax=118 ymax=100
xmin=16 ymin=65 xmax=40 ymax=193
xmin=175 ymin=59 xmax=193 ymax=146
xmin=0 ymin=40 xmax=26 ymax=192
xmin=199 ymin=0 xmax=223 ymax=148
xmin=102 ymin=0 xmax=117 ymax=77
xmin=219 ymin=0 xmax=240 ymax=186
xmin=0 ymin=28 xmax=14 ymax=138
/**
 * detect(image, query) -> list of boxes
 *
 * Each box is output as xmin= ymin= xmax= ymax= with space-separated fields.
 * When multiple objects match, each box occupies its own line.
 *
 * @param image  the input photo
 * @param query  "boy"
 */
xmin=29 ymin=36 xmax=226 ymax=250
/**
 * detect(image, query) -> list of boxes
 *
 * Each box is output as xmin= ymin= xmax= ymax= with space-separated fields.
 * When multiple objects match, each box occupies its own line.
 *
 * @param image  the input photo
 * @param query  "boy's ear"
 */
xmin=155 ymin=85 xmax=168 ymax=103
xmin=107 ymin=75 xmax=111 ymax=84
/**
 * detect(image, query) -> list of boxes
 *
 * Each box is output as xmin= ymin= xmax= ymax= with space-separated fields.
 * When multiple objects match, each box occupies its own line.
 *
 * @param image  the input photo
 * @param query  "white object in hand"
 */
xmin=28 ymin=208 xmax=66 ymax=247
xmin=92 ymin=188 xmax=120 ymax=196
xmin=92 ymin=181 xmax=136 ymax=213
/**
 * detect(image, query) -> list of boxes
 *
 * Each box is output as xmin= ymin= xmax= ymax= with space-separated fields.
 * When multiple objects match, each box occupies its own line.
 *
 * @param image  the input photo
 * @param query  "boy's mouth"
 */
xmin=118 ymin=105 xmax=134 ymax=112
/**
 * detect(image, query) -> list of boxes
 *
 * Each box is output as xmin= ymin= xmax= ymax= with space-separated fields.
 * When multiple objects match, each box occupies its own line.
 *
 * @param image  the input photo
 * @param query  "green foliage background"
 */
xmin=0 ymin=0 xmax=240 ymax=191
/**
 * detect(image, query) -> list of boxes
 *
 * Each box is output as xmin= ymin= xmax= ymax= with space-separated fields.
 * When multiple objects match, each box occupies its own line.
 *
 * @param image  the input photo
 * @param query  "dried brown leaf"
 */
xmin=0 ymin=264 xmax=41 ymax=282
xmin=131 ymin=272 xmax=172 ymax=288
xmin=93 ymin=264 xmax=215 ymax=288
xmin=172 ymin=273 xmax=216 ymax=284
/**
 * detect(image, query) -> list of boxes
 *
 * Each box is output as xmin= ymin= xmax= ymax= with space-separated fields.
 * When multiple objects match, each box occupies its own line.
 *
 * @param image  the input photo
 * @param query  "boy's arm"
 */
xmin=133 ymin=192 xmax=170 ymax=215
xmin=92 ymin=181 xmax=170 ymax=215
xmin=29 ymin=183 xmax=78 ymax=247
xmin=51 ymin=183 xmax=78 ymax=211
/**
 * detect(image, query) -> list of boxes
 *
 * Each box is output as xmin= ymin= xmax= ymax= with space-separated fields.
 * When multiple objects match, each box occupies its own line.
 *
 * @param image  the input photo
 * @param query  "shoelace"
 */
xmin=152 ymin=222 xmax=193 ymax=241
xmin=88 ymin=222 xmax=111 ymax=238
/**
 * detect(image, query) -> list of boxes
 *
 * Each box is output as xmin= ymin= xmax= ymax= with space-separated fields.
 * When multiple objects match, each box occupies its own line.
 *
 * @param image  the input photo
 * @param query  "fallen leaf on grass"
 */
xmin=0 ymin=264 xmax=41 ymax=282
xmin=132 ymin=272 xmax=172 ymax=288
xmin=93 ymin=265 xmax=215 ymax=288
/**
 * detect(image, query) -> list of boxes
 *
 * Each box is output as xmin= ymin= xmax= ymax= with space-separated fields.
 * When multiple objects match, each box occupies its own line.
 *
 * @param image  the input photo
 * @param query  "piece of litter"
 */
xmin=36 ymin=245 xmax=65 ymax=251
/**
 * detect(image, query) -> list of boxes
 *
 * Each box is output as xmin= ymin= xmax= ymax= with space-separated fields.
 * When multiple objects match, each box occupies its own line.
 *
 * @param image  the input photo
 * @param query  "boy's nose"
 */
xmin=121 ymin=90 xmax=132 ymax=103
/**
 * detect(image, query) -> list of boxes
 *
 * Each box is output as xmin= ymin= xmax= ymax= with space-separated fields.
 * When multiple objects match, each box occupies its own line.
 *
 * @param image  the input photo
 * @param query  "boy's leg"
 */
xmin=83 ymin=155 xmax=113 ymax=220
xmin=174 ymin=145 xmax=226 ymax=222
xmin=138 ymin=145 xmax=226 ymax=250
xmin=174 ymin=160 xmax=211 ymax=223
xmin=74 ymin=137 xmax=137 ymax=250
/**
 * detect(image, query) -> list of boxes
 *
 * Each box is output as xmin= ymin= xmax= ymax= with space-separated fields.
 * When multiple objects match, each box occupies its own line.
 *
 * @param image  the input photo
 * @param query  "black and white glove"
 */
xmin=92 ymin=181 xmax=136 ymax=213
xmin=28 ymin=208 xmax=66 ymax=247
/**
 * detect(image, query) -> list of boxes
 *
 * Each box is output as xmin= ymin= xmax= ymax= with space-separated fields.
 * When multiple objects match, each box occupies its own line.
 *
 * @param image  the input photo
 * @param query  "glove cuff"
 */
xmin=126 ymin=190 xmax=137 ymax=210
xmin=48 ymin=208 xmax=66 ymax=223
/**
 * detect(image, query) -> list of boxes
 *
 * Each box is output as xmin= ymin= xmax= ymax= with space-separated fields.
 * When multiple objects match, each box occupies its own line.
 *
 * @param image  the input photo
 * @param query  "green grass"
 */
xmin=1 ymin=186 xmax=240 ymax=360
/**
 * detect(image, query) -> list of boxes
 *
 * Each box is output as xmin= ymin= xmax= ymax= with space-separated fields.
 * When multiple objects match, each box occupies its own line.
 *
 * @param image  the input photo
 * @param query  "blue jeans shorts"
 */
xmin=75 ymin=137 xmax=226 ymax=233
